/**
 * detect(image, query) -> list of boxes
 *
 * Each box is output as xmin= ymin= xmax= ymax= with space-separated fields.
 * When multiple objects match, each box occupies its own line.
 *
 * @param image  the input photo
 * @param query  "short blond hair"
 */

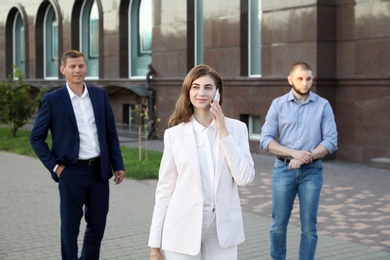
xmin=61 ymin=50 xmax=85 ymax=66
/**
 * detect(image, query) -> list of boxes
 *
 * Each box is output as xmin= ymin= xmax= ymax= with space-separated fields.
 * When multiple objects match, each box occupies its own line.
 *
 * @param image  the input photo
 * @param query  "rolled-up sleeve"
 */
xmin=260 ymin=101 xmax=278 ymax=151
xmin=320 ymin=102 xmax=338 ymax=154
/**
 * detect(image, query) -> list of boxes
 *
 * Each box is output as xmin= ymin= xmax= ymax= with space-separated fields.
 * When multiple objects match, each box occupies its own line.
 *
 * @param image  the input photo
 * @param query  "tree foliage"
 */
xmin=0 ymin=66 xmax=41 ymax=137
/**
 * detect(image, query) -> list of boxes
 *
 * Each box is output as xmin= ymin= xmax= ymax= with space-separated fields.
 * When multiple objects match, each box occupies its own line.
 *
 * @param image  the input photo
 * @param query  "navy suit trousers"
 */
xmin=58 ymin=162 xmax=109 ymax=260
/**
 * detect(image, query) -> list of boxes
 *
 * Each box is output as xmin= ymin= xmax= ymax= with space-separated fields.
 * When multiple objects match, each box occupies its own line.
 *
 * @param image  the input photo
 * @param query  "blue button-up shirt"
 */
xmin=260 ymin=90 xmax=338 ymax=154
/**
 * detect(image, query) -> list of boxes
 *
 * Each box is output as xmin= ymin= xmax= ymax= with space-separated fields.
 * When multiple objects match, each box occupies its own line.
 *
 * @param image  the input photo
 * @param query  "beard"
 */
xmin=291 ymin=82 xmax=311 ymax=96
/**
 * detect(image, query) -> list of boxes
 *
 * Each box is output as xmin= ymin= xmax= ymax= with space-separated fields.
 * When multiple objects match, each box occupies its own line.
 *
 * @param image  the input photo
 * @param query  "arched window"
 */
xmin=81 ymin=0 xmax=99 ymax=78
xmin=249 ymin=0 xmax=261 ymax=77
xmin=44 ymin=5 xmax=59 ymax=79
xmin=194 ymin=0 xmax=204 ymax=65
xmin=129 ymin=0 xmax=152 ymax=78
xmin=13 ymin=12 xmax=25 ymax=75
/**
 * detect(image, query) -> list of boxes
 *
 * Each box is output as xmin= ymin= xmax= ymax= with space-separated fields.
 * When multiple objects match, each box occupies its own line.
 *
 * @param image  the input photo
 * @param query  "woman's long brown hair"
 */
xmin=167 ymin=64 xmax=224 ymax=128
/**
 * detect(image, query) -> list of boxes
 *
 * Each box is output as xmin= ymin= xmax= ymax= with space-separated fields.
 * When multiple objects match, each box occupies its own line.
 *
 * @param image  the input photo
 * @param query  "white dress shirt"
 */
xmin=192 ymin=117 xmax=218 ymax=209
xmin=66 ymin=84 xmax=100 ymax=159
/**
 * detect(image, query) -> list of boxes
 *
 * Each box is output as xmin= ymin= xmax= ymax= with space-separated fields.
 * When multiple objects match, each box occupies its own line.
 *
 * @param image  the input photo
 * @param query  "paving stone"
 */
xmin=1 ymin=140 xmax=390 ymax=259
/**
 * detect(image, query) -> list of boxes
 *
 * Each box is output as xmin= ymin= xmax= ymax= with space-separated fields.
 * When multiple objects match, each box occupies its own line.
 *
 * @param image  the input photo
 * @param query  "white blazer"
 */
xmin=148 ymin=117 xmax=255 ymax=256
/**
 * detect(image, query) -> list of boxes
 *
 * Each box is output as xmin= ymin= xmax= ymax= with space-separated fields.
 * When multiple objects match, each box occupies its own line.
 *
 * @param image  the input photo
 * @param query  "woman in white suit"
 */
xmin=148 ymin=65 xmax=255 ymax=260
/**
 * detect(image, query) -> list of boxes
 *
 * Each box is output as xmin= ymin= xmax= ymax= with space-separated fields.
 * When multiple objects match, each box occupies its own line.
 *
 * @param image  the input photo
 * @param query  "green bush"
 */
xmin=0 ymin=66 xmax=41 ymax=137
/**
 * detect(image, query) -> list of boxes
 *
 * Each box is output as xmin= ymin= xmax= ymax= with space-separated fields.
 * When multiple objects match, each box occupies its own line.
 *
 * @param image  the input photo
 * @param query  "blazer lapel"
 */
xmin=87 ymin=87 xmax=101 ymax=131
xmin=59 ymin=86 xmax=78 ymax=128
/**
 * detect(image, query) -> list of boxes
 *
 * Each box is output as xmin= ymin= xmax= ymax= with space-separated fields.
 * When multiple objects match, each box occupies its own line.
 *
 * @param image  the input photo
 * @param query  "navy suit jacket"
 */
xmin=30 ymin=85 xmax=124 ymax=182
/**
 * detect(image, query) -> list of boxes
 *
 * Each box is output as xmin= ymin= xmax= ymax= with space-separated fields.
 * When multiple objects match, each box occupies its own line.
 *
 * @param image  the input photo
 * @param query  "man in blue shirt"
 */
xmin=260 ymin=62 xmax=338 ymax=260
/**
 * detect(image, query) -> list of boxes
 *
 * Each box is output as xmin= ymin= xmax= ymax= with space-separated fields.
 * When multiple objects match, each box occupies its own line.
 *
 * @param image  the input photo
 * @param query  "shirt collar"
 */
xmin=192 ymin=116 xmax=216 ymax=134
xmin=66 ymin=83 xmax=89 ymax=99
xmin=287 ymin=89 xmax=316 ymax=103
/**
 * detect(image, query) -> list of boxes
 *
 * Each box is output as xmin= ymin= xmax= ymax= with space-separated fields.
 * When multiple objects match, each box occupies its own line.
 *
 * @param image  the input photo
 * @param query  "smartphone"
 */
xmin=214 ymin=89 xmax=220 ymax=103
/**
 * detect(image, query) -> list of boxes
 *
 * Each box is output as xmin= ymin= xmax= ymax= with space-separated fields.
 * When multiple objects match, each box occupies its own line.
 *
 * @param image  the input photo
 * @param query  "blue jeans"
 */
xmin=270 ymin=159 xmax=323 ymax=260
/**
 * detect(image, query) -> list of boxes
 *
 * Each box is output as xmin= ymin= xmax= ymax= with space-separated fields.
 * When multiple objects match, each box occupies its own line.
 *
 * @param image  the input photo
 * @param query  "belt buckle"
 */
xmin=277 ymin=156 xmax=290 ymax=163
xmin=88 ymin=159 xmax=94 ymax=166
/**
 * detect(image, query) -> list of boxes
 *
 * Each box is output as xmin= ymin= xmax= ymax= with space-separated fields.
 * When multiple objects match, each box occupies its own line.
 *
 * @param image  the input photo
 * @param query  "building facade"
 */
xmin=0 ymin=0 xmax=389 ymax=164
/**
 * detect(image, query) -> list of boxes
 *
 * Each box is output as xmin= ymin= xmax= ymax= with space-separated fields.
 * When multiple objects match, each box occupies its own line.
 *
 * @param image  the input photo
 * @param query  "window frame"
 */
xmin=129 ymin=0 xmax=153 ymax=78
xmin=43 ymin=5 xmax=59 ymax=79
xmin=80 ymin=0 xmax=99 ymax=79
xmin=13 ymin=12 xmax=25 ymax=77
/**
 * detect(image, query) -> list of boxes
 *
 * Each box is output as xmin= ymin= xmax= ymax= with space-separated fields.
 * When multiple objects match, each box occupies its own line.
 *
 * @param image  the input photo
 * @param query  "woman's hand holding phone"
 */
xmin=210 ymin=89 xmax=229 ymax=138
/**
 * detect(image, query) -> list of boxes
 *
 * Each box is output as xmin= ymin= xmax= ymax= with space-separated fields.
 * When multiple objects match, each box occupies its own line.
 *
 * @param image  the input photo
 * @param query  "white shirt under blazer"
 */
xmin=148 ymin=117 xmax=255 ymax=256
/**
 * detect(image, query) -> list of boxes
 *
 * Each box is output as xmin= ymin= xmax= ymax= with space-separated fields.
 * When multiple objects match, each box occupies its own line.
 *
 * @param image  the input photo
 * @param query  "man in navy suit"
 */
xmin=30 ymin=50 xmax=125 ymax=260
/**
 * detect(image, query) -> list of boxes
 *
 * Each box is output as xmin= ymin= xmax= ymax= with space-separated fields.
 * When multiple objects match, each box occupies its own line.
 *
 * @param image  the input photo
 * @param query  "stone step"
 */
xmin=371 ymin=157 xmax=390 ymax=171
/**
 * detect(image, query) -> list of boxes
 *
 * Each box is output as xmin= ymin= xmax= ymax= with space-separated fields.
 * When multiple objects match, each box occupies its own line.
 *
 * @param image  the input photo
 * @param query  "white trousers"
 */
xmin=163 ymin=208 xmax=237 ymax=260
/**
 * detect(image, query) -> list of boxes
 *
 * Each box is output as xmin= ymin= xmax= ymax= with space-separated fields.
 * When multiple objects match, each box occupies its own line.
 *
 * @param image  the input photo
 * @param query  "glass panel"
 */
xmin=129 ymin=0 xmax=152 ymax=77
xmin=52 ymin=22 xmax=58 ymax=61
xmin=249 ymin=0 xmax=261 ymax=76
xmin=139 ymin=0 xmax=152 ymax=54
xmin=81 ymin=0 xmax=99 ymax=78
xmin=249 ymin=115 xmax=261 ymax=140
xmin=89 ymin=2 xmax=99 ymax=58
xmin=13 ymin=12 xmax=25 ymax=74
xmin=20 ymin=27 xmax=25 ymax=63
xmin=45 ymin=5 xmax=59 ymax=78
xmin=252 ymin=116 xmax=261 ymax=134
xmin=195 ymin=0 xmax=204 ymax=65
